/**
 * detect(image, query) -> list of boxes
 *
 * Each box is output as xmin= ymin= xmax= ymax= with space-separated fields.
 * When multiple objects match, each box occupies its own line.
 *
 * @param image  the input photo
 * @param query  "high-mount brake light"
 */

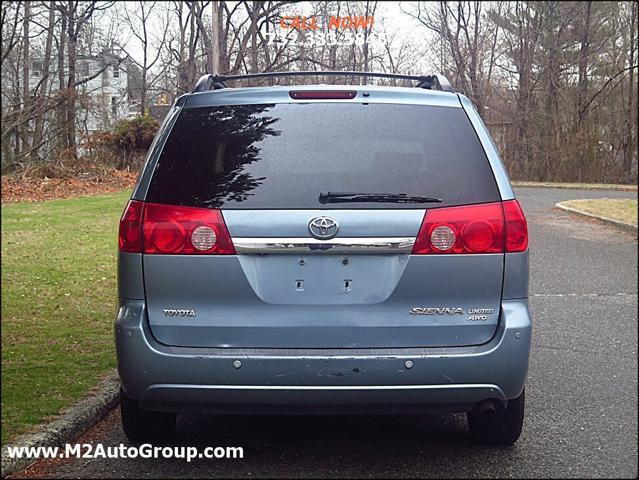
xmin=412 ymin=201 xmax=529 ymax=254
xmin=289 ymin=90 xmax=357 ymax=100
xmin=118 ymin=201 xmax=235 ymax=255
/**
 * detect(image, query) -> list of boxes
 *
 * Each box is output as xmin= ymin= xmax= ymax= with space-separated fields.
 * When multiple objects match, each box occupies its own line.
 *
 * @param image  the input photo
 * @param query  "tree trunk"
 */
xmin=211 ymin=1 xmax=220 ymax=74
xmin=21 ymin=0 xmax=30 ymax=156
xmin=141 ymin=1 xmax=148 ymax=116
xmin=484 ymin=2 xmax=502 ymax=124
xmin=362 ymin=1 xmax=371 ymax=82
xmin=576 ymin=1 xmax=592 ymax=182
xmin=577 ymin=1 xmax=591 ymax=124
xmin=66 ymin=0 xmax=77 ymax=156
xmin=219 ymin=1 xmax=229 ymax=73
xmin=56 ymin=9 xmax=68 ymax=154
xmin=188 ymin=1 xmax=196 ymax=85
xmin=31 ymin=1 xmax=55 ymax=163
xmin=515 ymin=2 xmax=533 ymax=178
xmin=249 ymin=1 xmax=259 ymax=73
xmin=623 ymin=1 xmax=637 ymax=178
xmin=194 ymin=1 xmax=213 ymax=74
xmin=141 ymin=68 xmax=147 ymax=116
xmin=176 ymin=2 xmax=188 ymax=92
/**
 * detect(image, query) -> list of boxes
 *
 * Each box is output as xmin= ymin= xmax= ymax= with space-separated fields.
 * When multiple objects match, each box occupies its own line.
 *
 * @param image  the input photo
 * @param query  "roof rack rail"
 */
xmin=191 ymin=71 xmax=454 ymax=93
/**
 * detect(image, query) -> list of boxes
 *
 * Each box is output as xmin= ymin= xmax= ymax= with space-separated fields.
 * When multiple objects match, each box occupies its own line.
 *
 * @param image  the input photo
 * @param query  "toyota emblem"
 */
xmin=308 ymin=216 xmax=339 ymax=240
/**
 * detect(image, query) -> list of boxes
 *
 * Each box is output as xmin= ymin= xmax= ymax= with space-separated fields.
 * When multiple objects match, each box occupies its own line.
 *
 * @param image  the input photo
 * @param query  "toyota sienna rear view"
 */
xmin=115 ymin=71 xmax=531 ymax=445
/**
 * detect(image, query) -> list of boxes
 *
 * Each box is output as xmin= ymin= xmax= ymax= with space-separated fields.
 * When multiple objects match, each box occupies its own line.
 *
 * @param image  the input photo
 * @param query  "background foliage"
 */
xmin=1 ymin=1 xmax=637 ymax=183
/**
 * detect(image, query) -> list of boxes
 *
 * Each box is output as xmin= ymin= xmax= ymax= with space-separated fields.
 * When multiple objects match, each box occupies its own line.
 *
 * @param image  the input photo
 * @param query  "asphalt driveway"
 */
xmin=15 ymin=187 xmax=638 ymax=479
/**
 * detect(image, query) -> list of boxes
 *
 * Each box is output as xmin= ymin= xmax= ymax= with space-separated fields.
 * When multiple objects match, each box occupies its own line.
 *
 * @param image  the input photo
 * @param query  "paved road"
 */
xmin=17 ymin=188 xmax=638 ymax=479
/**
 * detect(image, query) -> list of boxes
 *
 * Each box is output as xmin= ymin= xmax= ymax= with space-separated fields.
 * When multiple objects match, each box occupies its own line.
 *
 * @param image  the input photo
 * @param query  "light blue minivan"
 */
xmin=115 ymin=71 xmax=531 ymax=445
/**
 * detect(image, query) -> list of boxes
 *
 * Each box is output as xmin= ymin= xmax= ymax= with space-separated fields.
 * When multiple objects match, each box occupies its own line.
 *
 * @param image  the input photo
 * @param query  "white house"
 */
xmin=28 ymin=51 xmax=130 ymax=135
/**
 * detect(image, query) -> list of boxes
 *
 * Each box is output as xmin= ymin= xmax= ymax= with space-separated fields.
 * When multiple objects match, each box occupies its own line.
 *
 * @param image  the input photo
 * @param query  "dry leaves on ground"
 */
xmin=1 ymin=170 xmax=137 ymax=203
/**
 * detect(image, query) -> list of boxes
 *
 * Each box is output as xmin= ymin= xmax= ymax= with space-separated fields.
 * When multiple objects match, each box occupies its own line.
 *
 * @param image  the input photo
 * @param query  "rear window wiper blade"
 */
xmin=318 ymin=192 xmax=442 ymax=204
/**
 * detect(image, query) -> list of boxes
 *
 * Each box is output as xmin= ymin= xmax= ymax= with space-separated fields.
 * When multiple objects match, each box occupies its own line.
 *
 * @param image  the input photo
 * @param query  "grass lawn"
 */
xmin=559 ymin=198 xmax=638 ymax=226
xmin=1 ymin=190 xmax=131 ymax=444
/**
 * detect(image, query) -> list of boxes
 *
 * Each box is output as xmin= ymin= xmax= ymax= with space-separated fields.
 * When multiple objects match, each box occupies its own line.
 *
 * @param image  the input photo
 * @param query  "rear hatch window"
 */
xmin=146 ymin=103 xmax=499 ymax=209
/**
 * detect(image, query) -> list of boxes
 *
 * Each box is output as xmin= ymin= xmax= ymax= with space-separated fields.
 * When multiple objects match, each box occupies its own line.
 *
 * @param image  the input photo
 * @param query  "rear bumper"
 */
xmin=115 ymin=299 xmax=531 ymax=414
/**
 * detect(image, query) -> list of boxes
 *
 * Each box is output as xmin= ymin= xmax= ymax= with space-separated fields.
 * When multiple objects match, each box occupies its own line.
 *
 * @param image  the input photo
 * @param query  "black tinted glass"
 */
xmin=146 ymin=103 xmax=499 ymax=209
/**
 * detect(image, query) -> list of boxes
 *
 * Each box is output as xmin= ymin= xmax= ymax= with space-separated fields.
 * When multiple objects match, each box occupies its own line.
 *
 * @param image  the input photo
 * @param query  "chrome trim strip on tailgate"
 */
xmin=233 ymin=237 xmax=415 ymax=254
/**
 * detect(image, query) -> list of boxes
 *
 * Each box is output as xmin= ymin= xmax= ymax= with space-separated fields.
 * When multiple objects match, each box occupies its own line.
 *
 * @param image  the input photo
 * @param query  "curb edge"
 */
xmin=555 ymin=202 xmax=638 ymax=233
xmin=1 ymin=371 xmax=120 ymax=478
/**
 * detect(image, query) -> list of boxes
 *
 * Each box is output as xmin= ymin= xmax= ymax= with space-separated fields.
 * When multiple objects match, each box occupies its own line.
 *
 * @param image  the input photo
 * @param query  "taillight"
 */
xmin=412 ymin=200 xmax=528 ymax=254
xmin=118 ymin=201 xmax=235 ymax=254
xmin=412 ymin=202 xmax=505 ymax=254
xmin=142 ymin=203 xmax=235 ymax=254
xmin=503 ymin=199 xmax=528 ymax=252
xmin=118 ymin=200 xmax=143 ymax=253
xmin=289 ymin=90 xmax=357 ymax=100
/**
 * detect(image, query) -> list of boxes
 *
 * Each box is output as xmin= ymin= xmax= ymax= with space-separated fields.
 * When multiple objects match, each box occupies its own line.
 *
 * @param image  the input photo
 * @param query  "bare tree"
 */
xmin=405 ymin=1 xmax=504 ymax=115
xmin=122 ymin=1 xmax=169 ymax=115
xmin=31 ymin=1 xmax=56 ymax=163
xmin=53 ymin=1 xmax=115 ymax=157
xmin=1 ymin=1 xmax=637 ymax=183
xmin=210 ymin=1 xmax=221 ymax=73
xmin=623 ymin=0 xmax=637 ymax=178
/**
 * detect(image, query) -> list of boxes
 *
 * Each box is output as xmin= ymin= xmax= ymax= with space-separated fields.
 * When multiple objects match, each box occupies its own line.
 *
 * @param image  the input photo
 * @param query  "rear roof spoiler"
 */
xmin=192 ymin=71 xmax=454 ymax=93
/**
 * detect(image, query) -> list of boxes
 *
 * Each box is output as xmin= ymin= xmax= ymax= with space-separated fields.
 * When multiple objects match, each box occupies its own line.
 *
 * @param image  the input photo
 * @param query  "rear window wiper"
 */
xmin=318 ymin=192 xmax=442 ymax=204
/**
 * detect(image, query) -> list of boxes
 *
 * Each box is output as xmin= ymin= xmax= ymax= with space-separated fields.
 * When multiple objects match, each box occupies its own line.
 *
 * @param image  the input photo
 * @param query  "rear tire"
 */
xmin=468 ymin=389 xmax=525 ymax=445
xmin=120 ymin=387 xmax=176 ymax=443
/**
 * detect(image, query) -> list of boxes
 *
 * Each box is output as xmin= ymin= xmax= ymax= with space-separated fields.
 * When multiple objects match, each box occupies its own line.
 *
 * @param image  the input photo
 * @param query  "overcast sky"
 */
xmin=117 ymin=1 xmax=436 ymax=74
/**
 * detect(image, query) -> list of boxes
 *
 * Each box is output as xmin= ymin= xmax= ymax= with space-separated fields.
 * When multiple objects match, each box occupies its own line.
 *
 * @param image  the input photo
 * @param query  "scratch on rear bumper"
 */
xmin=115 ymin=299 xmax=531 ymax=412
